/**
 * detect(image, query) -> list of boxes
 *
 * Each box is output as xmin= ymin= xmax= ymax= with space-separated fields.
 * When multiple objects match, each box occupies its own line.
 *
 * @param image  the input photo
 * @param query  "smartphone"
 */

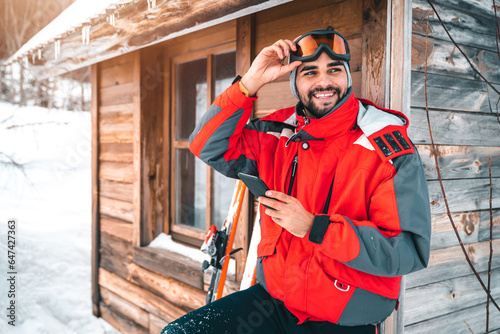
xmin=237 ymin=173 xmax=274 ymax=209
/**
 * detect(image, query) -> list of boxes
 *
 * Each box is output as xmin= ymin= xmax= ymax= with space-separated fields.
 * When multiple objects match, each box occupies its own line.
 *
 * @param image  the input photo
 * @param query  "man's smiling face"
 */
xmin=295 ymin=52 xmax=348 ymax=119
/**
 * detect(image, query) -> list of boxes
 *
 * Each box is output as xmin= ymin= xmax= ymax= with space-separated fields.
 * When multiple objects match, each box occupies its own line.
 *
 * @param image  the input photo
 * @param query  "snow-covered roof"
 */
xmin=4 ymin=0 xmax=292 ymax=78
xmin=6 ymin=0 xmax=133 ymax=65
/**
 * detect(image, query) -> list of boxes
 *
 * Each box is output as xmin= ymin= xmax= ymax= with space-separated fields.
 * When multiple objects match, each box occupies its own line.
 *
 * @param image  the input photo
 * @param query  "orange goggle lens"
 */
xmin=295 ymin=34 xmax=348 ymax=57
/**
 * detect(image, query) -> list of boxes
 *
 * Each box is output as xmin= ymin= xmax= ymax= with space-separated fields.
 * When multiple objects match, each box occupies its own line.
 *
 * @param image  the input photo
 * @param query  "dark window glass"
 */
xmin=214 ymin=51 xmax=236 ymax=97
xmin=175 ymin=148 xmax=206 ymax=229
xmin=175 ymin=58 xmax=207 ymax=141
xmin=174 ymin=51 xmax=236 ymax=232
xmin=211 ymin=51 xmax=236 ymax=227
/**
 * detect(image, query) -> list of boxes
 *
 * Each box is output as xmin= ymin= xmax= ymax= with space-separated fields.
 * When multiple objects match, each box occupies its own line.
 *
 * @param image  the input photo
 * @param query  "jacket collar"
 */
xmin=260 ymin=90 xmax=411 ymax=150
xmin=292 ymin=88 xmax=359 ymax=142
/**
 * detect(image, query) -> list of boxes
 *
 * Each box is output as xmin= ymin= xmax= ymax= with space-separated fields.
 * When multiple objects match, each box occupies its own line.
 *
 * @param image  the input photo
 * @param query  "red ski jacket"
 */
xmin=190 ymin=82 xmax=431 ymax=326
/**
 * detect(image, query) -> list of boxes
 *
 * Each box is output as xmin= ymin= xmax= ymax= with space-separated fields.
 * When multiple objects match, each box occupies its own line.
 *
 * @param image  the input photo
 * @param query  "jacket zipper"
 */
xmin=287 ymin=155 xmax=298 ymax=196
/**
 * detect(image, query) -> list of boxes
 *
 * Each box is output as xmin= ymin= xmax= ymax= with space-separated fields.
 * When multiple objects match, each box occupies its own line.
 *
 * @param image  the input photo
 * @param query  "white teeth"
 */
xmin=314 ymin=92 xmax=334 ymax=98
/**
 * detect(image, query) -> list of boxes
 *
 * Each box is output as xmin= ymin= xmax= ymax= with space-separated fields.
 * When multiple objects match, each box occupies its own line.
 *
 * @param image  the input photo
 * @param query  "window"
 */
xmin=170 ymin=45 xmax=236 ymax=245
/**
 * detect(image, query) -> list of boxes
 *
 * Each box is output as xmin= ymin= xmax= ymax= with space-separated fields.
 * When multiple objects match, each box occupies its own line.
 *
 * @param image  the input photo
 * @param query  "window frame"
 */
xmin=168 ymin=42 xmax=236 ymax=246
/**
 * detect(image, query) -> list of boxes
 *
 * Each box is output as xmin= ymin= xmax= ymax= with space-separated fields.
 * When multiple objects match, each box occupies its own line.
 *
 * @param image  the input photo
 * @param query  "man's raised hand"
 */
xmin=240 ymin=39 xmax=302 ymax=97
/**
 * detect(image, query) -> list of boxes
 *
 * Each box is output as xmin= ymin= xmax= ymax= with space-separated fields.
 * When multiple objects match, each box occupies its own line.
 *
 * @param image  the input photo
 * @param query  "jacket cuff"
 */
xmin=226 ymin=78 xmax=257 ymax=108
xmin=309 ymin=215 xmax=331 ymax=244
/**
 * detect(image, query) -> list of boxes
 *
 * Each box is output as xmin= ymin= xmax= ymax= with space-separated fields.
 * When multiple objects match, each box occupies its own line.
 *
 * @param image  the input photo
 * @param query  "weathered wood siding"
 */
xmin=405 ymin=0 xmax=500 ymax=333
xmin=94 ymin=49 xmax=198 ymax=333
xmin=98 ymin=52 xmax=136 ymax=239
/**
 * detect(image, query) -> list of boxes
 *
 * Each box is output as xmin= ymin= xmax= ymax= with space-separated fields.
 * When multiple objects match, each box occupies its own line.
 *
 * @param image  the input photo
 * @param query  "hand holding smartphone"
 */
xmin=237 ymin=173 xmax=274 ymax=209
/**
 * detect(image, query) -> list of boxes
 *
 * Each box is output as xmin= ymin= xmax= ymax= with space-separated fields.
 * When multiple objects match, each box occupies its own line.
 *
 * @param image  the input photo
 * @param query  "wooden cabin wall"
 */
xmin=405 ymin=0 xmax=500 ymax=333
xmin=92 ymin=48 xmax=209 ymax=334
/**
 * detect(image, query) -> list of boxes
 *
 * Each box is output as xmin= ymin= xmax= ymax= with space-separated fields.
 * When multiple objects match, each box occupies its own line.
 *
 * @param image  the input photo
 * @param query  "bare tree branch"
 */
xmin=424 ymin=15 xmax=500 ymax=313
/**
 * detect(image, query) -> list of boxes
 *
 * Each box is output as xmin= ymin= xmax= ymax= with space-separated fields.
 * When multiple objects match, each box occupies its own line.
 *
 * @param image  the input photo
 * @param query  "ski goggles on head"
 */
xmin=290 ymin=30 xmax=351 ymax=63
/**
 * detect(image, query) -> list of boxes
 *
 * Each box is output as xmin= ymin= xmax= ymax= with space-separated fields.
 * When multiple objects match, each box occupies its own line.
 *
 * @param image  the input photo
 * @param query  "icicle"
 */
xmin=38 ymin=49 xmax=42 ymax=60
xmin=109 ymin=13 xmax=115 ymax=26
xmin=24 ymin=56 xmax=29 ymax=67
xmin=54 ymin=40 xmax=61 ymax=60
xmin=86 ymin=25 xmax=90 ymax=44
xmin=32 ymin=53 xmax=35 ymax=63
xmin=147 ymin=0 xmax=156 ymax=10
xmin=82 ymin=25 xmax=90 ymax=45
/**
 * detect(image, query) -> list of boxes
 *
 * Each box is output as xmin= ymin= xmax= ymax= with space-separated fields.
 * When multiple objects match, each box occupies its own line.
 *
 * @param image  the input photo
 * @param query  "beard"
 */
xmin=300 ymin=85 xmax=346 ymax=119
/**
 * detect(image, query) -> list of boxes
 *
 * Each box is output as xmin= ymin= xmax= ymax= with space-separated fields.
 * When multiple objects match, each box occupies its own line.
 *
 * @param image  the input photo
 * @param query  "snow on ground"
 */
xmin=0 ymin=102 xmax=120 ymax=334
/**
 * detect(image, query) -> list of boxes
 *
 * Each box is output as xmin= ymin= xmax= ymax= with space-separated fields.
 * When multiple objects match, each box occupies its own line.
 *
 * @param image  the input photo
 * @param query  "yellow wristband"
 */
xmin=238 ymin=80 xmax=251 ymax=97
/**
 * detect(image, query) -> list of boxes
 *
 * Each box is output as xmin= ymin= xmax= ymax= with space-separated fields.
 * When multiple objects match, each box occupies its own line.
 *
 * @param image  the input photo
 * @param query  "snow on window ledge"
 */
xmin=147 ymin=232 xmax=236 ymax=276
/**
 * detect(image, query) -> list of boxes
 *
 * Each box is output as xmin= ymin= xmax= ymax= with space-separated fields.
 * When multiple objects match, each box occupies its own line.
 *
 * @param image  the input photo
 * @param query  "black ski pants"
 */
xmin=161 ymin=284 xmax=376 ymax=334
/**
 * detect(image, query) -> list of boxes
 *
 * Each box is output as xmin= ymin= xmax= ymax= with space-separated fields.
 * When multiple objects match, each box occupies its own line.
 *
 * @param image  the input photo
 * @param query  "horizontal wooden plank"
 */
xmin=100 ymin=82 xmax=136 ymax=106
xmin=101 ymin=231 xmax=133 ymax=256
xmin=100 ymin=52 xmax=137 ymax=71
xmin=100 ymin=287 xmax=150 ymax=329
xmin=349 ymin=36 xmax=362 ymax=73
xmin=99 ymin=103 xmax=134 ymax=114
xmin=100 ymin=122 xmax=134 ymax=144
xmin=129 ymin=262 xmax=206 ymax=311
xmin=254 ymin=0 xmax=345 ymax=27
xmin=254 ymin=80 xmax=295 ymax=113
xmin=411 ymin=33 xmax=500 ymax=84
xmin=100 ymin=232 xmax=134 ymax=280
xmin=412 ymin=0 xmax=498 ymax=52
xmin=165 ymin=21 xmax=235 ymax=59
xmin=99 ymin=268 xmax=187 ymax=323
xmin=203 ymin=268 xmax=239 ymax=297
xmin=405 ymin=268 xmax=500 ymax=325
xmin=487 ymin=83 xmax=500 ymax=112
xmin=479 ymin=209 xmax=500 ymax=242
xmin=429 ymin=209 xmax=500 ymax=253
xmin=100 ymin=161 xmax=134 ymax=183
xmin=149 ymin=313 xmax=169 ymax=334
xmin=406 ymin=238 xmax=500 ymax=289
xmin=100 ymin=143 xmax=134 ymax=163
xmin=351 ymin=70 xmax=362 ymax=100
xmin=132 ymin=246 xmax=204 ymax=290
xmin=411 ymin=71 xmax=492 ymax=113
xmin=100 ymin=61 xmax=135 ymax=89
xmin=408 ymin=108 xmax=500 ymax=146
xmin=100 ymin=215 xmax=134 ymax=243
xmin=100 ymin=302 xmax=149 ymax=334
xmin=99 ymin=130 xmax=134 ymax=145
xmin=100 ymin=107 xmax=134 ymax=125
xmin=100 ymin=179 xmax=134 ymax=202
xmin=405 ymin=301 xmax=500 ymax=334
xmin=428 ymin=178 xmax=500 ymax=215
xmin=100 ymin=196 xmax=134 ymax=223
xmin=416 ymin=145 xmax=500 ymax=180
xmin=430 ymin=211 xmax=479 ymax=250
xmin=255 ymin=0 xmax=362 ymax=55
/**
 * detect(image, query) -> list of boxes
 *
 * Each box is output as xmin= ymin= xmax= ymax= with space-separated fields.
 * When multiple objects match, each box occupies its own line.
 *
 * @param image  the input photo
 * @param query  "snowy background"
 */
xmin=0 ymin=102 xmax=120 ymax=333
